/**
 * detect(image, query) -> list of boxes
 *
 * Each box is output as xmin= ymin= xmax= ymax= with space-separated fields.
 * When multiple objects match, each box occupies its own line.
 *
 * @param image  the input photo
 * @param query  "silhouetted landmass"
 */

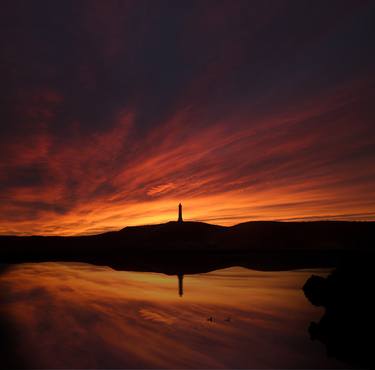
xmin=303 ymin=261 xmax=375 ymax=368
xmin=0 ymin=221 xmax=374 ymax=273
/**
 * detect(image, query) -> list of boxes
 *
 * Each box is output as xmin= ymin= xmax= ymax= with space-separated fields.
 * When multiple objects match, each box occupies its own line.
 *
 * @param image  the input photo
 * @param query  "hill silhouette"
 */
xmin=0 ymin=220 xmax=374 ymax=273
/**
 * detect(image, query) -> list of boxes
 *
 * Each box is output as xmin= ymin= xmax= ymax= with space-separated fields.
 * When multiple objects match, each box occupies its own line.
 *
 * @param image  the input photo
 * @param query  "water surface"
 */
xmin=0 ymin=262 xmax=344 ymax=368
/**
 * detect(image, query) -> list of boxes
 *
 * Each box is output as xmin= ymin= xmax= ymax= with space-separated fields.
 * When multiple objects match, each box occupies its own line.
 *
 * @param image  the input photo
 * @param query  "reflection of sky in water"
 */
xmin=0 ymin=263 xmax=344 ymax=368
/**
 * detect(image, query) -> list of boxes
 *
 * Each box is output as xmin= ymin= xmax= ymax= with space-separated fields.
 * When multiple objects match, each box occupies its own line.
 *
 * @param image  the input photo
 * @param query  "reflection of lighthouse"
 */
xmin=178 ymin=273 xmax=184 ymax=297
xmin=178 ymin=203 xmax=183 ymax=223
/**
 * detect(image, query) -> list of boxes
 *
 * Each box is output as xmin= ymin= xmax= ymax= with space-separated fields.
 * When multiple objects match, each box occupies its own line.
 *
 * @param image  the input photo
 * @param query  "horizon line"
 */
xmin=1 ymin=213 xmax=375 ymax=237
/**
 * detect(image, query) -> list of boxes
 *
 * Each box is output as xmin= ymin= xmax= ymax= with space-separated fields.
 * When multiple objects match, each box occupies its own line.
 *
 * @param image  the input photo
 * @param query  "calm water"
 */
xmin=0 ymin=262 xmax=344 ymax=368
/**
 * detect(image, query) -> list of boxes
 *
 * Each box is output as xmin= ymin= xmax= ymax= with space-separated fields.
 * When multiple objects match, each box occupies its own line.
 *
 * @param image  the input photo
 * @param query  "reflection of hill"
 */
xmin=0 ymin=221 xmax=374 ymax=272
xmin=303 ymin=262 xmax=374 ymax=368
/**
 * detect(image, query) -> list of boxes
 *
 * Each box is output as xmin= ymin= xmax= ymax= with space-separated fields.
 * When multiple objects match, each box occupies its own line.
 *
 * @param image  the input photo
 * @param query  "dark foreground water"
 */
xmin=0 ymin=263 xmax=345 ymax=368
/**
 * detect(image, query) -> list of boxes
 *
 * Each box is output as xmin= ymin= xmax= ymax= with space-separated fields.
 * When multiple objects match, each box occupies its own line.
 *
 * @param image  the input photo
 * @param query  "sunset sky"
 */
xmin=1 ymin=0 xmax=375 ymax=235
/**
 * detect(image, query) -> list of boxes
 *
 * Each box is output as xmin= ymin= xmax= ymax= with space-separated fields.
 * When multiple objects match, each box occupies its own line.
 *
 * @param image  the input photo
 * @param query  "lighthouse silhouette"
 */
xmin=178 ymin=203 xmax=183 ymax=223
xmin=177 ymin=204 xmax=184 ymax=296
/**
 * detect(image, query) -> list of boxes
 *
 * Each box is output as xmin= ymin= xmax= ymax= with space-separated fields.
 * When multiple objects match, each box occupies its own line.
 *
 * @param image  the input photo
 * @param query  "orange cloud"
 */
xmin=1 ymin=77 xmax=374 ymax=235
xmin=147 ymin=182 xmax=177 ymax=196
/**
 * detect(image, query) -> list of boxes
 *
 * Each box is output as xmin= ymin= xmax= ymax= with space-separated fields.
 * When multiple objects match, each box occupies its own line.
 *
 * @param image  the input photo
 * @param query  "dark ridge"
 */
xmin=0 ymin=221 xmax=374 ymax=272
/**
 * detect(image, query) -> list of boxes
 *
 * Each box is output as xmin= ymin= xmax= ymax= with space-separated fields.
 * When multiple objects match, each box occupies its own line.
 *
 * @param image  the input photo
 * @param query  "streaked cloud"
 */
xmin=0 ymin=1 xmax=374 ymax=234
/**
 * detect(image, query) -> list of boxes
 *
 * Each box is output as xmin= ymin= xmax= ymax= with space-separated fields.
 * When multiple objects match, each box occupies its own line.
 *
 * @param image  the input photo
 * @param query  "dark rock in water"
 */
xmin=303 ymin=263 xmax=375 ymax=368
xmin=303 ymin=275 xmax=328 ymax=306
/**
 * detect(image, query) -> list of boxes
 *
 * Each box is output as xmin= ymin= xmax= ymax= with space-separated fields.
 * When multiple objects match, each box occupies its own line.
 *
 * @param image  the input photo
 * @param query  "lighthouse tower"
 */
xmin=178 ymin=203 xmax=183 ymax=223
